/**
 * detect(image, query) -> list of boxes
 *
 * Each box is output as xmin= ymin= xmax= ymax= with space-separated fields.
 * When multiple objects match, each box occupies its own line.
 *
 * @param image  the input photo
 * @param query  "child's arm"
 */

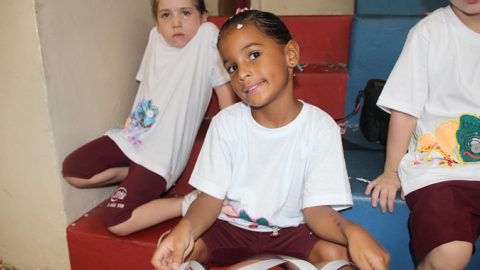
xmin=214 ymin=82 xmax=237 ymax=109
xmin=365 ymin=110 xmax=417 ymax=213
xmin=151 ymin=193 xmax=223 ymax=270
xmin=304 ymin=206 xmax=389 ymax=270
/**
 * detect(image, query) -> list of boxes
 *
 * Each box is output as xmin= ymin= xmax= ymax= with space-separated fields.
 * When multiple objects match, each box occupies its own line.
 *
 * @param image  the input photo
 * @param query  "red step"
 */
xmin=68 ymin=200 xmax=288 ymax=269
xmin=208 ymin=16 xmax=352 ymax=64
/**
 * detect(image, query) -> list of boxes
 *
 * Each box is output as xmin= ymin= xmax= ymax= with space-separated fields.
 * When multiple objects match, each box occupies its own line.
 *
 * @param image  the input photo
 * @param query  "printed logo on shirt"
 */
xmin=222 ymin=204 xmax=271 ymax=228
xmin=457 ymin=115 xmax=480 ymax=162
xmin=129 ymin=99 xmax=159 ymax=128
xmin=107 ymin=187 xmax=127 ymax=209
xmin=117 ymin=99 xmax=159 ymax=146
xmin=414 ymin=114 xmax=480 ymax=167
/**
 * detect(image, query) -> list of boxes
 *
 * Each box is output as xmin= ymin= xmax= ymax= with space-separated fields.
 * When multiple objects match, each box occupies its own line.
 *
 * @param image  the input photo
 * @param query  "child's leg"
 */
xmin=108 ymin=196 xmax=183 ymax=236
xmin=308 ymin=240 xmax=354 ymax=270
xmin=65 ymin=167 xmax=128 ymax=188
xmin=406 ymin=180 xmax=480 ymax=270
xmin=62 ymin=136 xmax=129 ymax=188
xmin=185 ymin=238 xmax=209 ymax=264
xmin=105 ymin=162 xmax=176 ymax=236
xmin=108 ymin=189 xmax=201 ymax=236
xmin=418 ymin=241 xmax=472 ymax=270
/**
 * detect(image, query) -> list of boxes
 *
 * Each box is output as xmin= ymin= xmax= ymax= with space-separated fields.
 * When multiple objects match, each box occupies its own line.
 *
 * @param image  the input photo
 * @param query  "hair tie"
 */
xmin=235 ymin=7 xmax=250 ymax=15
xmin=234 ymin=7 xmax=250 ymax=29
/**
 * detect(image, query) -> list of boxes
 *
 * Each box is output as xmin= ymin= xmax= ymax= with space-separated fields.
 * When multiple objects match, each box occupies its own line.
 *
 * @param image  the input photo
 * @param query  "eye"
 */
xmin=159 ymin=12 xmax=170 ymax=19
xmin=226 ymin=64 xmax=238 ymax=74
xmin=249 ymin=51 xmax=261 ymax=60
xmin=182 ymin=10 xmax=192 ymax=16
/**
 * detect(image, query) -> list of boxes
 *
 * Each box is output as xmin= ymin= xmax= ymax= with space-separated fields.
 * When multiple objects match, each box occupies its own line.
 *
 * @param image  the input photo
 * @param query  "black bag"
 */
xmin=359 ymin=79 xmax=390 ymax=145
xmin=335 ymin=79 xmax=390 ymax=145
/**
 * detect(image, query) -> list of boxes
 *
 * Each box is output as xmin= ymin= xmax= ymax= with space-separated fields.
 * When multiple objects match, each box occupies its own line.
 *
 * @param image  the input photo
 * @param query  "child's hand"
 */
xmin=347 ymin=226 xmax=390 ymax=270
xmin=151 ymin=223 xmax=194 ymax=270
xmin=365 ymin=171 xmax=402 ymax=213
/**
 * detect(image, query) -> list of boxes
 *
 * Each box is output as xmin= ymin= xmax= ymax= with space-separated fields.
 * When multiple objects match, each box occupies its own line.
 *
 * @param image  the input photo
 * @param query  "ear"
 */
xmin=201 ymin=11 xmax=209 ymax=23
xmin=284 ymin=39 xmax=300 ymax=68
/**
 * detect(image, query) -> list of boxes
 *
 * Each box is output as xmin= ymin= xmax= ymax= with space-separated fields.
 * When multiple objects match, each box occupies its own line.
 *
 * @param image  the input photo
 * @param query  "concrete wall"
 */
xmin=0 ymin=0 xmax=152 ymax=269
xmin=0 ymin=0 xmax=69 ymax=268
xmin=36 ymin=0 xmax=152 ymax=223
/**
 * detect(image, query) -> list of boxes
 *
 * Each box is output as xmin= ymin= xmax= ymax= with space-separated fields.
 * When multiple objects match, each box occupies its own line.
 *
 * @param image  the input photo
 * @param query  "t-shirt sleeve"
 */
xmin=303 ymin=118 xmax=352 ymax=211
xmin=189 ymin=118 xmax=232 ymax=200
xmin=377 ymin=26 xmax=429 ymax=118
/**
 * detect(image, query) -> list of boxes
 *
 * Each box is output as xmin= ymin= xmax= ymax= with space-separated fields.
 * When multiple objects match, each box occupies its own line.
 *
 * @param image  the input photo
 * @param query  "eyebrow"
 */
xmin=222 ymin=43 xmax=263 ymax=66
xmin=158 ymin=7 xmax=195 ymax=12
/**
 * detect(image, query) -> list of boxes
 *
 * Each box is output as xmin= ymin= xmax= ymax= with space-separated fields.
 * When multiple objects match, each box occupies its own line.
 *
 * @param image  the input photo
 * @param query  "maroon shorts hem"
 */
xmin=62 ymin=136 xmax=129 ymax=179
xmin=406 ymin=180 xmax=480 ymax=263
xmin=63 ymin=136 xmax=168 ymax=227
xmin=200 ymin=219 xmax=319 ymax=265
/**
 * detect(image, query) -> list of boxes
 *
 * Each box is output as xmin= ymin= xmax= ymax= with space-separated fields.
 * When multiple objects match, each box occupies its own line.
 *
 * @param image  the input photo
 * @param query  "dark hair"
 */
xmin=218 ymin=10 xmax=292 ymax=46
xmin=151 ymin=0 xmax=207 ymax=21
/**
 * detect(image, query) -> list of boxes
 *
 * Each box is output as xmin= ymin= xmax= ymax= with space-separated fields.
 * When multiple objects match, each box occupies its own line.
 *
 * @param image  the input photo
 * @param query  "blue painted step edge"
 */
xmin=356 ymin=0 xmax=450 ymax=15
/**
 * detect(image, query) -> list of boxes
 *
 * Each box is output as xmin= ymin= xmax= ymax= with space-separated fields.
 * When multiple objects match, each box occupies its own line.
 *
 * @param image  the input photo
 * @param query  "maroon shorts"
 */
xmin=405 ymin=180 xmax=480 ymax=263
xmin=62 ymin=136 xmax=167 ymax=226
xmin=200 ymin=219 xmax=319 ymax=265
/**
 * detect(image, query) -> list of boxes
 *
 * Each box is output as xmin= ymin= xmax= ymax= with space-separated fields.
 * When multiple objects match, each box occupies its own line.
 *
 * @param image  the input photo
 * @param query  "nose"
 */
xmin=172 ymin=13 xmax=181 ymax=28
xmin=237 ymin=65 xmax=251 ymax=82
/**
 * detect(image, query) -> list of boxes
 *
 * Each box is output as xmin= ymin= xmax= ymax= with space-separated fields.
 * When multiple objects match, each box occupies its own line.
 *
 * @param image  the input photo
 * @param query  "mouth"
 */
xmin=172 ymin=33 xmax=184 ymax=38
xmin=242 ymin=81 xmax=266 ymax=95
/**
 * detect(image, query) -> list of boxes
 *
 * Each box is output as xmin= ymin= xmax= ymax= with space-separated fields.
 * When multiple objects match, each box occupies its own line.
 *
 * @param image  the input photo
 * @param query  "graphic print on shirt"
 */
xmin=120 ymin=99 xmax=159 ymax=145
xmin=222 ymin=204 xmax=272 ymax=229
xmin=414 ymin=114 xmax=480 ymax=167
xmin=457 ymin=115 xmax=480 ymax=162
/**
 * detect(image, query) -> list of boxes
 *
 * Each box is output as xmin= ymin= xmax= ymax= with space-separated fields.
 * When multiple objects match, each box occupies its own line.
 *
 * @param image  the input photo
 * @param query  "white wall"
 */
xmin=205 ymin=0 xmax=354 ymax=15
xmin=0 ymin=0 xmax=69 ymax=268
xmin=0 ymin=0 xmax=152 ymax=269
xmin=256 ymin=0 xmax=354 ymax=15
xmin=36 ymin=0 xmax=153 ymax=223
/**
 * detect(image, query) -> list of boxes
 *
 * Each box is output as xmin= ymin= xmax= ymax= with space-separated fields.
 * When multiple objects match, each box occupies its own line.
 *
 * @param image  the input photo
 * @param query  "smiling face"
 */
xmin=218 ymin=23 xmax=299 ymax=109
xmin=155 ymin=0 xmax=207 ymax=48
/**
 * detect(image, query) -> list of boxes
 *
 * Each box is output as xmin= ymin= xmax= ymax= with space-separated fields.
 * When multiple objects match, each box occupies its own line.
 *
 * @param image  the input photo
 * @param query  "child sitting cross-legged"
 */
xmin=152 ymin=10 xmax=389 ymax=270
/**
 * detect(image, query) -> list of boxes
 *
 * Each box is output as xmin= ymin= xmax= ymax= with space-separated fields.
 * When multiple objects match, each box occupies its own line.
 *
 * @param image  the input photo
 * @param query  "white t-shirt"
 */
xmin=107 ymin=22 xmax=230 ymax=189
xmin=190 ymin=102 xmax=352 ymax=232
xmin=377 ymin=6 xmax=480 ymax=195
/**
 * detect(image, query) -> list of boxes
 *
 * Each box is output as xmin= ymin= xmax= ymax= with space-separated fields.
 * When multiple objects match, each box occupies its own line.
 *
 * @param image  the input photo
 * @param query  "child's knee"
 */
xmin=64 ymin=176 xmax=89 ymax=188
xmin=185 ymin=238 xmax=208 ymax=263
xmin=420 ymin=241 xmax=472 ymax=270
xmin=107 ymin=222 xmax=132 ymax=236
xmin=308 ymin=240 xmax=348 ymax=263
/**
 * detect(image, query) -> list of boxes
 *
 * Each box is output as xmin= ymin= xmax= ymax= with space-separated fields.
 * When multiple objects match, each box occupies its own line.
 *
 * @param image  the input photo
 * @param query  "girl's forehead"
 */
xmin=158 ymin=0 xmax=196 ymax=9
xmin=219 ymin=24 xmax=279 ymax=54
xmin=221 ymin=23 xmax=265 ymax=43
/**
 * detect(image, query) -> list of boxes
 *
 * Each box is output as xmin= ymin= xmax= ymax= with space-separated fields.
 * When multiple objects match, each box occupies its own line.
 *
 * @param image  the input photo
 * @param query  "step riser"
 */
xmin=209 ymin=16 xmax=352 ymax=64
